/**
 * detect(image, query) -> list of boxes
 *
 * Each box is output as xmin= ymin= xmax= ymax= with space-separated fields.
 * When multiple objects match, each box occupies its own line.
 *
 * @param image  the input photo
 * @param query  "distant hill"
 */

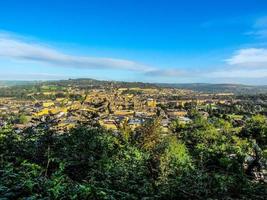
xmin=43 ymin=78 xmax=159 ymax=89
xmin=1 ymin=79 xmax=267 ymax=94
xmin=156 ymin=83 xmax=267 ymax=94
xmin=0 ymin=81 xmax=40 ymax=87
xmin=45 ymin=79 xmax=267 ymax=94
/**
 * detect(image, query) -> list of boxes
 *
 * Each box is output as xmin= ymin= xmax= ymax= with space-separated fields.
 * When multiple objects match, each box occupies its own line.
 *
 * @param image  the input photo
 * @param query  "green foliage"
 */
xmin=241 ymin=114 xmax=267 ymax=148
xmin=1 ymin=115 xmax=267 ymax=199
xmin=159 ymin=136 xmax=192 ymax=181
xmin=0 ymin=160 xmax=44 ymax=199
xmin=18 ymin=114 xmax=30 ymax=124
xmin=134 ymin=118 xmax=163 ymax=151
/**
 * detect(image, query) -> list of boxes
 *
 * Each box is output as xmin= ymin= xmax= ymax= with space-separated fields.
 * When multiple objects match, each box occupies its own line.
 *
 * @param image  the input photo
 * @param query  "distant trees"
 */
xmin=18 ymin=114 xmax=30 ymax=124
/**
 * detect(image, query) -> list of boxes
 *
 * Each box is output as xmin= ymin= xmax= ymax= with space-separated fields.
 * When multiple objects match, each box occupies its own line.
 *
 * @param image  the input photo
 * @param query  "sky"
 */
xmin=0 ymin=0 xmax=267 ymax=84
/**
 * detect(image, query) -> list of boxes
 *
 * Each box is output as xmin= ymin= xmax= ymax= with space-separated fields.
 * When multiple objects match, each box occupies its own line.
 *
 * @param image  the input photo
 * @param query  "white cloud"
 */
xmin=0 ymin=33 xmax=153 ymax=72
xmin=0 ymin=31 xmax=192 ymax=79
xmin=1 ymin=31 xmax=267 ymax=83
xmin=225 ymin=48 xmax=267 ymax=67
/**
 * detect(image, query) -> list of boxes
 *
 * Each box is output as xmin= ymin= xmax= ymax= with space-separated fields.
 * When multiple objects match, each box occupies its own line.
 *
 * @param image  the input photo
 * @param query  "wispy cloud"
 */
xmin=245 ymin=16 xmax=267 ymax=38
xmin=0 ymin=31 xmax=189 ymax=79
xmin=0 ymin=72 xmax=74 ymax=80
xmin=0 ymin=32 xmax=153 ymax=72
xmin=144 ymin=69 xmax=184 ymax=77
xmin=245 ymin=30 xmax=267 ymax=38
xmin=1 ymin=30 xmax=267 ymax=83
xmin=225 ymin=48 xmax=267 ymax=68
xmin=212 ymin=46 xmax=267 ymax=81
xmin=207 ymin=69 xmax=267 ymax=78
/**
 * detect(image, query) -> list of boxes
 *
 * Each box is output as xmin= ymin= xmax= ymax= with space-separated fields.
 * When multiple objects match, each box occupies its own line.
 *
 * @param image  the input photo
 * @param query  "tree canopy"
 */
xmin=1 ymin=115 xmax=267 ymax=199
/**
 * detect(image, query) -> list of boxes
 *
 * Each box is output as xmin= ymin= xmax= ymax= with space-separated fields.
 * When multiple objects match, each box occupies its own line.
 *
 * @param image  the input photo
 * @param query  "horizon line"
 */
xmin=0 ymin=78 xmax=267 ymax=86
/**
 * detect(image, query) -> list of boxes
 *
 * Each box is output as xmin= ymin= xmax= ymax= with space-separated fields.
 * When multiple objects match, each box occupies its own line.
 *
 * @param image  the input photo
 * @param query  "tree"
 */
xmin=18 ymin=114 xmax=29 ymax=124
xmin=134 ymin=118 xmax=163 ymax=151
xmin=241 ymin=115 xmax=267 ymax=148
xmin=159 ymin=136 xmax=192 ymax=181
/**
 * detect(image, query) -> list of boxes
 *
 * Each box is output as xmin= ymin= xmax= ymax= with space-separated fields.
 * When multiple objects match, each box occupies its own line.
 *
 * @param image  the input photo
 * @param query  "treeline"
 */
xmin=0 ymin=114 xmax=267 ymax=199
xmin=0 ymin=85 xmax=67 ymax=100
xmin=0 ymin=79 xmax=158 ymax=99
xmin=44 ymin=79 xmax=158 ymax=89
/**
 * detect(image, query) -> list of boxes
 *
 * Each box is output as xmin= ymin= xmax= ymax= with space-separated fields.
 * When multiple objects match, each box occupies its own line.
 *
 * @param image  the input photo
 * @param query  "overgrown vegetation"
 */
xmin=1 ymin=114 xmax=267 ymax=199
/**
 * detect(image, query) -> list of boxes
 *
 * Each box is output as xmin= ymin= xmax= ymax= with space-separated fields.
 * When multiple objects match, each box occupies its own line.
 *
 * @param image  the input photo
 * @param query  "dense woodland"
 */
xmin=1 ymin=112 xmax=267 ymax=199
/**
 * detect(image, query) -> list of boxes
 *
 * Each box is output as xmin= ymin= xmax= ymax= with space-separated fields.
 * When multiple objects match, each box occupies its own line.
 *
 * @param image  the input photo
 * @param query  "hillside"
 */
xmin=1 ymin=79 xmax=267 ymax=94
xmin=156 ymin=83 xmax=267 ymax=94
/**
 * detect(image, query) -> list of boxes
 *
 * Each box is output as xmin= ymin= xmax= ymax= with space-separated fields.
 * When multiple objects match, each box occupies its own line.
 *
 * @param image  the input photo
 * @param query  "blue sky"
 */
xmin=0 ymin=0 xmax=267 ymax=84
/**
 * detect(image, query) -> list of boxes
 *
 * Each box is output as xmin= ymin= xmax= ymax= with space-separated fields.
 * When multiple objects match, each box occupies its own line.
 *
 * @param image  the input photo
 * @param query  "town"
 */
xmin=1 ymin=80 xmax=267 ymax=199
xmin=0 ymin=79 xmax=265 ymax=134
xmin=1 ymin=0 xmax=267 ymax=199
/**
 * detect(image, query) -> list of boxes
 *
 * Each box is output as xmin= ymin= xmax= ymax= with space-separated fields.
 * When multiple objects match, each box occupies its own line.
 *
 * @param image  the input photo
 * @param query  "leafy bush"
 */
xmin=1 ymin=116 xmax=267 ymax=199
